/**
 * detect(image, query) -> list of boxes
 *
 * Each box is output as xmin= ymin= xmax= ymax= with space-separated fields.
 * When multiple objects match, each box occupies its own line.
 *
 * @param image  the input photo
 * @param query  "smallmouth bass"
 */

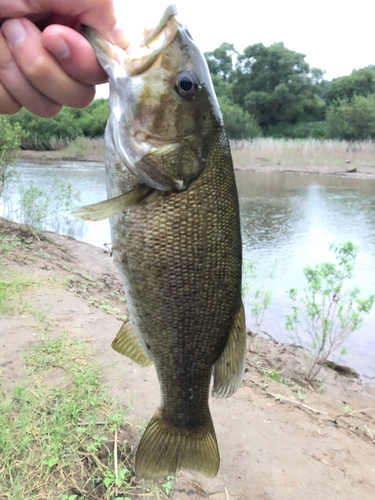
xmin=74 ymin=5 xmax=246 ymax=479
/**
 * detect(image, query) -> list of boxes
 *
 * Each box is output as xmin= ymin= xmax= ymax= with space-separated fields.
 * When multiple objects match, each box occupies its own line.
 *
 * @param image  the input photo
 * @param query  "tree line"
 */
xmin=4 ymin=41 xmax=375 ymax=148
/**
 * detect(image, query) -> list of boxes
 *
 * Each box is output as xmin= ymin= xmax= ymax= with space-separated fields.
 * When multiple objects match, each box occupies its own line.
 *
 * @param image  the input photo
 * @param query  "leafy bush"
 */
xmin=266 ymin=121 xmax=327 ymax=139
xmin=243 ymin=258 xmax=276 ymax=334
xmin=17 ymin=176 xmax=80 ymax=232
xmin=285 ymin=241 xmax=375 ymax=382
xmin=218 ymin=96 xmax=262 ymax=139
xmin=7 ymin=108 xmax=83 ymax=150
xmin=326 ymin=95 xmax=375 ymax=141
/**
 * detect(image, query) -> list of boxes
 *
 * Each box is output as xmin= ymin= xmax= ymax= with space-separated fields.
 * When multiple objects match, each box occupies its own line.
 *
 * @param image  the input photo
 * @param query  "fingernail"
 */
xmin=111 ymin=22 xmax=130 ymax=49
xmin=3 ymin=19 xmax=27 ymax=47
xmin=44 ymin=37 xmax=70 ymax=60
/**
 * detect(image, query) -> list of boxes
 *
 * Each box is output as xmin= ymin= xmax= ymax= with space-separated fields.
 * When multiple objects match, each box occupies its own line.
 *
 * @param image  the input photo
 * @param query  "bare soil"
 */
xmin=1 ymin=218 xmax=375 ymax=500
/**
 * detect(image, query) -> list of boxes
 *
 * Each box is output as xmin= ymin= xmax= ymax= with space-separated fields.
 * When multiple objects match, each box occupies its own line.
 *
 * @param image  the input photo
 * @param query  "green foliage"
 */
xmin=325 ymin=66 xmax=375 ymax=106
xmin=75 ymin=98 xmax=109 ymax=137
xmin=285 ymin=241 xmax=375 ymax=382
xmin=5 ymin=99 xmax=109 ymax=150
xmin=7 ymin=107 xmax=83 ymax=150
xmin=16 ymin=175 xmax=80 ymax=232
xmin=218 ymin=95 xmax=262 ymax=139
xmin=243 ymin=258 xmax=276 ymax=334
xmin=162 ymin=476 xmax=174 ymax=495
xmin=0 ymin=117 xmax=26 ymax=199
xmin=205 ymin=43 xmax=237 ymax=81
xmin=266 ymin=121 xmax=327 ymax=139
xmin=231 ymin=42 xmax=325 ymax=127
xmin=326 ymin=95 xmax=375 ymax=140
xmin=0 ymin=333 xmax=132 ymax=499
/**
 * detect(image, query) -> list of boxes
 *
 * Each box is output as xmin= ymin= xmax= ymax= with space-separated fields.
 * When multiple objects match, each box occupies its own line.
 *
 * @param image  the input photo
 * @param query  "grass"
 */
xmin=0 ymin=274 xmax=43 ymax=314
xmin=0 ymin=333 xmax=136 ymax=500
xmin=230 ymin=138 xmax=375 ymax=167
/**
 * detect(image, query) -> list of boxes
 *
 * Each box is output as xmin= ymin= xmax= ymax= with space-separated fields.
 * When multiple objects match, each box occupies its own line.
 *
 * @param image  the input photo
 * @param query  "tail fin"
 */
xmin=135 ymin=408 xmax=219 ymax=479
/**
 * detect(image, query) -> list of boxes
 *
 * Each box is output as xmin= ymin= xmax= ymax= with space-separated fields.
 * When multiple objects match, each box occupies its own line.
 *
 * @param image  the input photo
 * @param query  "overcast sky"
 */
xmin=95 ymin=0 xmax=375 ymax=98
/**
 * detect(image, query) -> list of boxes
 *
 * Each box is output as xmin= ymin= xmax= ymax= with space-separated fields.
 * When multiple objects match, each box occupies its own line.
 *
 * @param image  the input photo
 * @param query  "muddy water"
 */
xmin=9 ymin=160 xmax=375 ymax=379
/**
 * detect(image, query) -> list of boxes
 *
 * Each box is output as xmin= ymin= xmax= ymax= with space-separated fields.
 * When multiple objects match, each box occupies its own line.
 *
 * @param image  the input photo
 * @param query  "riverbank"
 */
xmin=1 ymin=218 xmax=375 ymax=499
xmin=18 ymin=150 xmax=375 ymax=180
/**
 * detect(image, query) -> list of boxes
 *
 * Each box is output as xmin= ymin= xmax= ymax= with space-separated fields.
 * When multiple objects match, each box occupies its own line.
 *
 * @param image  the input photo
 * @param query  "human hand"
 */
xmin=0 ymin=0 xmax=129 ymax=117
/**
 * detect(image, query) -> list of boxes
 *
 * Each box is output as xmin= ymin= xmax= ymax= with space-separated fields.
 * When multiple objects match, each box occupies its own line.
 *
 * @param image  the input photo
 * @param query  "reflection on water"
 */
xmin=7 ymin=160 xmax=375 ymax=379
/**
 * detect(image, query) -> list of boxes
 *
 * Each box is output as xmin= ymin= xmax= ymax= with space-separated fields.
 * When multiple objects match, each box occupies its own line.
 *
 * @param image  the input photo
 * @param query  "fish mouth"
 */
xmin=83 ymin=4 xmax=182 ymax=77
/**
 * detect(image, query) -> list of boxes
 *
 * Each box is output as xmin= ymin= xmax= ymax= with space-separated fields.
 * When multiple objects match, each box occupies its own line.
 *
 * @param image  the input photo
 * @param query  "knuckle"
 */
xmin=25 ymin=56 xmax=49 ymax=81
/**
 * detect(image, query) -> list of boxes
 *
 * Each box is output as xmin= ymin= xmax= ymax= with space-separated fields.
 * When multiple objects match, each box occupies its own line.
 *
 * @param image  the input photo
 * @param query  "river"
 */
xmin=5 ymin=159 xmax=375 ymax=379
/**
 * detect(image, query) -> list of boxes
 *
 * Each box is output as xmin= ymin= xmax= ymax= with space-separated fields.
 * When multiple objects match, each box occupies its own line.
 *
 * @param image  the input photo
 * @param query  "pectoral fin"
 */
xmin=71 ymin=185 xmax=151 ymax=221
xmin=112 ymin=320 xmax=153 ymax=367
xmin=212 ymin=302 xmax=246 ymax=398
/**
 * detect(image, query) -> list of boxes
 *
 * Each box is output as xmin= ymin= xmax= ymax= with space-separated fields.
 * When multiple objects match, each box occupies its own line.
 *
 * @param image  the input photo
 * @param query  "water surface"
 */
xmin=7 ymin=160 xmax=375 ymax=379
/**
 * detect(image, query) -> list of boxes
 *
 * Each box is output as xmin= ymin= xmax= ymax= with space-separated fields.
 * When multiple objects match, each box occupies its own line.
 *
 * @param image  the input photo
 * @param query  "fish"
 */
xmin=73 ymin=4 xmax=246 ymax=479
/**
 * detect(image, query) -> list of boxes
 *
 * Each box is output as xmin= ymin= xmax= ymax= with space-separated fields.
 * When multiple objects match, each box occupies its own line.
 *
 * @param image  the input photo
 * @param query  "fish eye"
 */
xmin=175 ymin=71 xmax=199 ymax=100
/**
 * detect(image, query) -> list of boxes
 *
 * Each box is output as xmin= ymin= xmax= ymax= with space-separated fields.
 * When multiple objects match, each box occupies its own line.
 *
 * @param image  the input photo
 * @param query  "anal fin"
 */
xmin=212 ymin=302 xmax=246 ymax=398
xmin=112 ymin=320 xmax=153 ymax=367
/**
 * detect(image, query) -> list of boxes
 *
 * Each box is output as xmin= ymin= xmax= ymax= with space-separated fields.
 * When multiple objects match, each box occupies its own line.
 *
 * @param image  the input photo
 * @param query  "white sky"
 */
xmin=95 ymin=0 xmax=375 ymax=98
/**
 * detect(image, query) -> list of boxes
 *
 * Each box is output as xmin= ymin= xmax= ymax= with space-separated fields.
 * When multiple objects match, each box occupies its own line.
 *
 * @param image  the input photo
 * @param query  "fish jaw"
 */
xmin=84 ymin=8 xmax=225 ymax=193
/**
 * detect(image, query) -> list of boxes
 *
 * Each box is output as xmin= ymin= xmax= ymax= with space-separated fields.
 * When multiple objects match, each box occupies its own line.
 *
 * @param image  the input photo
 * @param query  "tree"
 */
xmin=7 ymin=107 xmax=83 ymax=150
xmin=326 ymin=95 xmax=375 ymax=140
xmin=230 ymin=42 xmax=325 ymax=127
xmin=205 ymin=43 xmax=238 ymax=81
xmin=325 ymin=67 xmax=375 ymax=107
xmin=78 ymin=98 xmax=109 ymax=137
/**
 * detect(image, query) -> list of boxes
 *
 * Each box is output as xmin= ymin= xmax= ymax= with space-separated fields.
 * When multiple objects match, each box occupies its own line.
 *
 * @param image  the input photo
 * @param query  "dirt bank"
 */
xmin=234 ymin=163 xmax=375 ymax=180
xmin=1 ymin=218 xmax=375 ymax=499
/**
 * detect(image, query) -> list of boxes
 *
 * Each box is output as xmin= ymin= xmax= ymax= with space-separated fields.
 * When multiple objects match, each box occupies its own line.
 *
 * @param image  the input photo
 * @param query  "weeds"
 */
xmin=243 ymin=258 xmax=276 ymax=334
xmin=285 ymin=241 xmax=375 ymax=382
xmin=0 ymin=333 xmax=135 ymax=499
xmin=16 ymin=175 xmax=80 ymax=233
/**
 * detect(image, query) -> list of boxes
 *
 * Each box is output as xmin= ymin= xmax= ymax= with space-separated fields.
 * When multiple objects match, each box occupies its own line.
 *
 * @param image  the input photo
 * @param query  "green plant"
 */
xmin=0 ymin=333 xmax=132 ymax=499
xmin=285 ymin=241 xmax=375 ymax=382
xmin=264 ymin=368 xmax=286 ymax=384
xmin=162 ymin=476 xmax=174 ymax=496
xmin=16 ymin=175 xmax=80 ymax=232
xmin=243 ymin=258 xmax=276 ymax=334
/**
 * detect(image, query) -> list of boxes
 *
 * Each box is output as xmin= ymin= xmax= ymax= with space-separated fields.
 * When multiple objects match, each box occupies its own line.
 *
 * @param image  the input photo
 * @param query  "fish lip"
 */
xmin=83 ymin=8 xmax=190 ymax=78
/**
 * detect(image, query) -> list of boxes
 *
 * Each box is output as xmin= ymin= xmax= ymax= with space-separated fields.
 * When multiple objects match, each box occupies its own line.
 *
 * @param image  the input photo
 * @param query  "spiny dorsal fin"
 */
xmin=112 ymin=320 xmax=153 ymax=367
xmin=135 ymin=408 xmax=219 ymax=479
xmin=71 ymin=185 xmax=151 ymax=221
xmin=212 ymin=301 xmax=246 ymax=398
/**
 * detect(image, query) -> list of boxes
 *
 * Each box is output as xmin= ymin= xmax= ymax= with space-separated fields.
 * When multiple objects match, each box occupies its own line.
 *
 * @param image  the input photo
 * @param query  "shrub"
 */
xmin=17 ymin=176 xmax=80 ymax=232
xmin=285 ymin=241 xmax=375 ymax=382
xmin=266 ymin=121 xmax=327 ymax=139
xmin=218 ymin=96 xmax=262 ymax=140
xmin=326 ymin=95 xmax=375 ymax=141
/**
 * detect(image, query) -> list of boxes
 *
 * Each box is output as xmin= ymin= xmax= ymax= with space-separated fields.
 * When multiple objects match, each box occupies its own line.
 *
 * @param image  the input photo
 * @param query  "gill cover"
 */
xmin=84 ymin=5 xmax=223 ymax=193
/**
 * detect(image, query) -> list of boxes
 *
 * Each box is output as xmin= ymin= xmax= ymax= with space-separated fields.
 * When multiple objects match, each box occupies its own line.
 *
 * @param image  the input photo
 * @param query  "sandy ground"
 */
xmin=1 ymin=218 xmax=375 ymax=500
